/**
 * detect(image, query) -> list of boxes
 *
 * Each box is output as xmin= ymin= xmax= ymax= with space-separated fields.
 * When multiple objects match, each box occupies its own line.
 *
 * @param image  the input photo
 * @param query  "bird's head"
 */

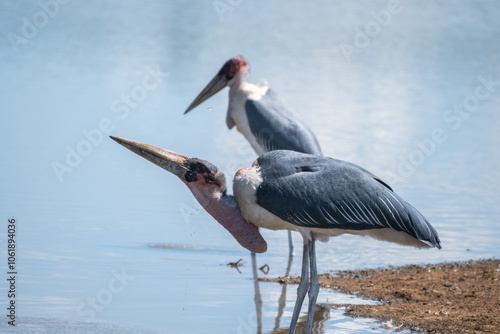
xmin=184 ymin=55 xmax=249 ymax=114
xmin=110 ymin=135 xmax=268 ymax=254
xmin=110 ymin=136 xmax=227 ymax=196
xmin=218 ymin=55 xmax=249 ymax=83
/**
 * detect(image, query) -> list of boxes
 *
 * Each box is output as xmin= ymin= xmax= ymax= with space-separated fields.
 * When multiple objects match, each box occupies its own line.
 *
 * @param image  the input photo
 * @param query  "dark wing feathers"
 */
xmin=255 ymin=151 xmax=441 ymax=248
xmin=245 ymin=89 xmax=322 ymax=155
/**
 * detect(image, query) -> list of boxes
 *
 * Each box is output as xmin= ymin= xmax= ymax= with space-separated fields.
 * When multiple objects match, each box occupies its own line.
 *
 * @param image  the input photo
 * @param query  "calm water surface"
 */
xmin=1 ymin=1 xmax=499 ymax=333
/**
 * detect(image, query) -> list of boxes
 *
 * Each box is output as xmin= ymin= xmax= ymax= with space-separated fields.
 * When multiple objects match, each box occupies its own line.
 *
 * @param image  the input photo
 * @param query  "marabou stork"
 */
xmin=184 ymin=56 xmax=323 ymax=251
xmin=110 ymin=136 xmax=441 ymax=334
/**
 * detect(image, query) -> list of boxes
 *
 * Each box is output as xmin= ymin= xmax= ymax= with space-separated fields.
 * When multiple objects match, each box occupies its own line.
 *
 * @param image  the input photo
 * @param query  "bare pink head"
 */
xmin=110 ymin=136 xmax=267 ymax=253
xmin=217 ymin=56 xmax=248 ymax=83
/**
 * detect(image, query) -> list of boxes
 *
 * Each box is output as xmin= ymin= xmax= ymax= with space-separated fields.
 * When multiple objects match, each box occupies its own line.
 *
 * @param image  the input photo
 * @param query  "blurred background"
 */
xmin=1 ymin=0 xmax=499 ymax=333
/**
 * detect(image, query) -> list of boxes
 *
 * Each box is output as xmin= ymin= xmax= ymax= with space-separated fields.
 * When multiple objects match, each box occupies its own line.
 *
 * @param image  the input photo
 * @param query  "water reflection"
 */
xmin=251 ymin=251 xmax=386 ymax=334
xmin=252 ymin=274 xmax=330 ymax=334
xmin=270 ymin=304 xmax=331 ymax=334
xmin=272 ymin=251 xmax=294 ymax=332
xmin=251 ymin=251 xmax=295 ymax=334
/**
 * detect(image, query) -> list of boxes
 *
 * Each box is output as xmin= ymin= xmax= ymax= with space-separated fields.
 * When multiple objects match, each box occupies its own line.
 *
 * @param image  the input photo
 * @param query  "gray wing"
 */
xmin=255 ymin=151 xmax=441 ymax=249
xmin=245 ymin=89 xmax=322 ymax=155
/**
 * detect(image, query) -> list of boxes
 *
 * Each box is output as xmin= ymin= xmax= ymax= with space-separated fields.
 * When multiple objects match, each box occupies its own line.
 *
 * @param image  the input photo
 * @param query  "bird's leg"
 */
xmin=288 ymin=238 xmax=310 ymax=334
xmin=305 ymin=234 xmax=319 ymax=334
xmin=285 ymin=239 xmax=294 ymax=278
xmin=285 ymin=230 xmax=294 ymax=282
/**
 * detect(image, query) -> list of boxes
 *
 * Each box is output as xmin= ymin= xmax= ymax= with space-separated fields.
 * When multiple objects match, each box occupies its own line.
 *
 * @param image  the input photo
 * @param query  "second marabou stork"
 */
xmin=184 ymin=56 xmax=323 ymax=251
xmin=110 ymin=135 xmax=441 ymax=334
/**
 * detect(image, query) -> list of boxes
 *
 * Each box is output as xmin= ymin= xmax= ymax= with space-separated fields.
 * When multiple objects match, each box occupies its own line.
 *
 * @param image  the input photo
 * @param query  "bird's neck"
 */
xmin=228 ymin=75 xmax=246 ymax=105
xmin=186 ymin=184 xmax=267 ymax=253
xmin=226 ymin=75 xmax=245 ymax=129
xmin=228 ymin=71 xmax=249 ymax=102
xmin=226 ymin=75 xmax=267 ymax=130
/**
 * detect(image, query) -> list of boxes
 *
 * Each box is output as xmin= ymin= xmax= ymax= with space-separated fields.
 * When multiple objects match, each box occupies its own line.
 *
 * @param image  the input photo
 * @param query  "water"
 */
xmin=1 ymin=0 xmax=499 ymax=333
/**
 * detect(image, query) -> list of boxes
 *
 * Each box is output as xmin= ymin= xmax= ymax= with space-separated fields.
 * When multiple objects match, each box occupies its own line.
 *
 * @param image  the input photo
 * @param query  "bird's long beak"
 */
xmin=110 ymin=136 xmax=189 ymax=180
xmin=184 ymin=73 xmax=229 ymax=114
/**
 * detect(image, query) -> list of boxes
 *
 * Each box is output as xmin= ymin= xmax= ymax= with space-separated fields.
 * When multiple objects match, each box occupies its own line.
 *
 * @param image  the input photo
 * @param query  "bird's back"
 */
xmin=245 ymin=89 xmax=322 ymax=155
xmin=251 ymin=150 xmax=441 ymax=249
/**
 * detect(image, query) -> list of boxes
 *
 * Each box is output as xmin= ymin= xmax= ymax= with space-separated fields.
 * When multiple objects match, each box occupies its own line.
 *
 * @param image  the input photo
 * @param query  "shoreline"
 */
xmin=260 ymin=259 xmax=499 ymax=333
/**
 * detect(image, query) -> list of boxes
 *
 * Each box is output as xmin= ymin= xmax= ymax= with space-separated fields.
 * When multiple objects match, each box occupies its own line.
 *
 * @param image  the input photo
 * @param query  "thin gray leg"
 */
xmin=304 ymin=233 xmax=319 ymax=334
xmin=288 ymin=237 xmax=310 ymax=334
xmin=288 ymin=230 xmax=294 ymax=254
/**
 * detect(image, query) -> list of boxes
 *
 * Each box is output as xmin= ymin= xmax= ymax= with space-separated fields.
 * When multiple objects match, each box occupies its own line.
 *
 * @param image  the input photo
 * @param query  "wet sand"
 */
xmin=260 ymin=259 xmax=499 ymax=333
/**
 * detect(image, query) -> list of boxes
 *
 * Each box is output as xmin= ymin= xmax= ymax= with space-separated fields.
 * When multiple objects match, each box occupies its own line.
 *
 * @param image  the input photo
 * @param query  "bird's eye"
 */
xmin=184 ymin=171 xmax=198 ymax=182
xmin=204 ymin=175 xmax=218 ymax=185
xmin=218 ymin=61 xmax=232 ymax=79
